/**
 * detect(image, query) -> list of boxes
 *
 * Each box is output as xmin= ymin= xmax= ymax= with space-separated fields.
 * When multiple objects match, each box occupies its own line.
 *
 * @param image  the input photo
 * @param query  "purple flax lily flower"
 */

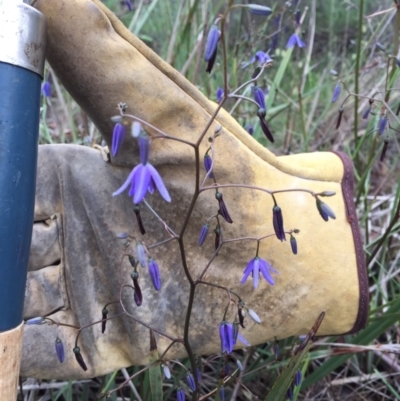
xmin=55 ymin=337 xmax=65 ymax=363
xmin=41 ymin=81 xmax=51 ymax=97
xmin=286 ymin=33 xmax=306 ymax=48
xmin=111 ymin=123 xmax=126 ymax=157
xmin=204 ymin=154 xmax=214 ymax=178
xmin=237 ymin=333 xmax=250 ymax=346
xmin=198 ymin=224 xmax=209 ymax=246
xmin=125 ymin=0 xmax=133 ymax=11
xmin=294 ymin=369 xmax=302 ymax=386
xmin=241 ymin=257 xmax=278 ymax=289
xmin=186 ymin=373 xmax=196 ymax=391
xmin=148 ymin=258 xmax=161 ymax=291
xmin=139 ymin=134 xmax=150 ymax=165
xmin=246 ymin=125 xmax=254 ymax=135
xmin=216 ymin=87 xmax=224 ymax=102
xmin=290 ymin=235 xmax=298 ymax=255
xmin=253 ymin=86 xmax=266 ymax=109
xmin=331 ymin=83 xmax=341 ymax=103
xmin=113 ymin=162 xmax=171 ymax=204
xmin=363 ymin=107 xmax=371 ymax=120
xmin=286 ymin=384 xmax=294 ymax=400
xmin=378 ymin=115 xmax=387 ymax=135
xmin=243 ymin=51 xmax=272 ymax=68
xmin=273 ymin=205 xmax=286 ymax=241
xmin=216 ymin=192 xmax=233 ymax=223
xmin=219 ymin=322 xmax=234 ymax=354
xmin=177 ymin=388 xmax=185 ymax=401
xmin=316 ymin=198 xmax=336 ymax=221
xmin=205 ymin=25 xmax=220 ymax=73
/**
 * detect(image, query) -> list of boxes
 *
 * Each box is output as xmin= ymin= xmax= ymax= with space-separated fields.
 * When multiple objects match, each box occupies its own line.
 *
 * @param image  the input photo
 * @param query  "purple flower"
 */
xmin=125 ymin=0 xmax=133 ymax=11
xmin=205 ymin=25 xmax=220 ymax=73
xmin=331 ymin=83 xmax=341 ymax=103
xmin=290 ymin=235 xmax=297 ymax=255
xmin=177 ymin=388 xmax=185 ymax=401
xmin=243 ymin=51 xmax=272 ymax=68
xmin=204 ymin=154 xmax=214 ymax=178
xmin=55 ymin=337 xmax=65 ymax=363
xmin=111 ymin=123 xmax=126 ymax=157
xmin=113 ymin=163 xmax=171 ymax=204
xmin=257 ymin=110 xmax=275 ymax=143
xmin=139 ymin=134 xmax=150 ymax=165
xmin=41 ymin=81 xmax=51 ymax=97
xmin=286 ymin=33 xmax=306 ymax=48
xmin=253 ymin=86 xmax=266 ymax=109
xmin=136 ymin=241 xmax=147 ymax=267
xmin=216 ymin=87 xmax=224 ymax=102
xmin=362 ymin=107 xmax=371 ymax=120
xmin=236 ymin=332 xmax=250 ymax=347
xmin=198 ymin=224 xmax=209 ymax=246
xmin=378 ymin=115 xmax=387 ymax=135
xmin=316 ymin=198 xmax=336 ymax=222
xmin=286 ymin=384 xmax=294 ymax=400
xmin=240 ymin=257 xmax=278 ymax=289
xmin=294 ymin=369 xmax=302 ymax=386
xmin=216 ymin=192 xmax=233 ymax=223
xmin=273 ymin=205 xmax=286 ymax=241
xmin=196 ymin=368 xmax=202 ymax=382
xmin=148 ymin=258 xmax=161 ymax=291
xmin=186 ymin=373 xmax=196 ymax=391
xmin=219 ymin=322 xmax=234 ymax=354
xmin=246 ymin=125 xmax=254 ymax=135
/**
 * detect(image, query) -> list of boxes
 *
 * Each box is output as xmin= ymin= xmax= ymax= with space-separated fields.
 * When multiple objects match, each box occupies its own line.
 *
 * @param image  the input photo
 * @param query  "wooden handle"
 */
xmin=0 ymin=322 xmax=23 ymax=400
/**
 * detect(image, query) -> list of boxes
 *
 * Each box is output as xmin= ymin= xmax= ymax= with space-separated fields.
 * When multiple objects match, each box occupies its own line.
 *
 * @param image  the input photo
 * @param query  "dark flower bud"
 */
xmin=362 ymin=107 xmax=371 ymax=120
xmin=238 ymin=307 xmax=245 ymax=328
xmin=131 ymin=272 xmax=143 ymax=306
xmin=214 ymin=227 xmax=221 ymax=251
xmin=73 ymin=346 xmax=88 ymax=371
xmin=331 ymin=83 xmax=341 ymax=103
xmin=101 ymin=308 xmax=108 ymax=334
xmin=134 ymin=204 xmax=146 ymax=235
xmin=378 ymin=115 xmax=387 ymax=136
xmin=253 ymin=86 xmax=266 ymax=110
xmin=294 ymin=369 xmax=302 ymax=386
xmin=41 ymin=81 xmax=51 ymax=98
xmin=198 ymin=224 xmax=209 ymax=246
xmin=148 ymin=258 xmax=161 ymax=291
xmin=204 ymin=154 xmax=214 ymax=178
xmin=290 ymin=235 xmax=297 ymax=255
xmin=138 ymin=133 xmax=150 ymax=165
xmin=111 ymin=123 xmax=126 ymax=157
xmin=258 ymin=114 xmax=275 ymax=143
xmin=219 ymin=386 xmax=225 ymax=401
xmin=273 ymin=205 xmax=286 ymax=241
xmin=186 ymin=372 xmax=196 ymax=391
xmin=215 ymin=192 xmax=233 ymax=223
xmin=128 ymin=255 xmax=136 ymax=267
xmin=55 ymin=337 xmax=65 ymax=363
xmin=176 ymin=388 xmax=185 ymax=401
xmin=380 ymin=140 xmax=389 ymax=162
xmin=316 ymin=198 xmax=336 ymax=221
xmin=247 ymin=4 xmax=273 ymax=15
xmin=286 ymin=384 xmax=294 ymax=400
xmin=336 ymin=108 xmax=343 ymax=129
xmin=396 ymin=102 xmax=400 ymax=116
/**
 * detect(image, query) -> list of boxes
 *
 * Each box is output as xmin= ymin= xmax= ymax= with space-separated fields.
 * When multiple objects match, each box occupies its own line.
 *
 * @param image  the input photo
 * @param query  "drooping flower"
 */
xmin=204 ymin=154 xmax=214 ymax=178
xmin=216 ymin=87 xmax=224 ymax=102
xmin=55 ymin=337 xmax=65 ymax=363
xmin=186 ymin=372 xmax=196 ymax=391
xmin=316 ymin=198 xmax=336 ymax=221
xmin=204 ymin=25 xmax=220 ymax=73
xmin=294 ymin=369 xmax=302 ymax=386
xmin=148 ymin=258 xmax=161 ymax=291
xmin=216 ymin=192 xmax=233 ymax=223
xmin=378 ymin=115 xmax=387 ymax=136
xmin=41 ymin=81 xmax=51 ymax=97
xmin=273 ymin=205 xmax=286 ymax=241
xmin=241 ymin=257 xmax=278 ymax=289
xmin=73 ymin=346 xmax=88 ymax=371
xmin=198 ymin=224 xmax=209 ymax=246
xmin=286 ymin=33 xmax=306 ymax=48
xmin=219 ymin=322 xmax=234 ymax=354
xmin=243 ymin=51 xmax=272 ymax=69
xmin=331 ymin=83 xmax=341 ymax=103
xmin=101 ymin=308 xmax=108 ymax=333
xmin=177 ymin=388 xmax=185 ymax=401
xmin=253 ymin=86 xmax=266 ymax=109
xmin=113 ymin=162 xmax=171 ymax=204
xmin=111 ymin=123 xmax=126 ymax=157
xmin=125 ymin=0 xmax=133 ymax=11
xmin=362 ymin=107 xmax=371 ymax=120
xmin=290 ymin=235 xmax=298 ymax=255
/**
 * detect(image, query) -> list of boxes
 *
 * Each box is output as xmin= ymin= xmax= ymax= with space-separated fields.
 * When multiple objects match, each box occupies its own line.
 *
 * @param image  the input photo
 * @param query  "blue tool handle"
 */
xmin=0 ymin=62 xmax=42 ymax=331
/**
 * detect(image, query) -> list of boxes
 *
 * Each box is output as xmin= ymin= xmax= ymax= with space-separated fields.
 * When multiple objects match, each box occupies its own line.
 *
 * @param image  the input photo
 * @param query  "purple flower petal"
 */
xmin=113 ymin=164 xmax=141 ymax=196
xmin=237 ymin=333 xmax=250 ymax=346
xmin=240 ymin=258 xmax=255 ymax=284
xmin=252 ymin=257 xmax=260 ymax=289
xmin=133 ymin=164 xmax=151 ymax=204
xmin=147 ymin=164 xmax=171 ymax=202
xmin=259 ymin=258 xmax=276 ymax=285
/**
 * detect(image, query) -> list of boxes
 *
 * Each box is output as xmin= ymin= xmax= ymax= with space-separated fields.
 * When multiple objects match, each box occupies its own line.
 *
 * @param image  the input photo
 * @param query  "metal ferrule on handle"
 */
xmin=0 ymin=0 xmax=46 ymax=398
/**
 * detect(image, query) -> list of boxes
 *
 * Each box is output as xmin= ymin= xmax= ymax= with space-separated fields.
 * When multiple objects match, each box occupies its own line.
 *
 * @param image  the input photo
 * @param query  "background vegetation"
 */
xmin=27 ymin=0 xmax=400 ymax=400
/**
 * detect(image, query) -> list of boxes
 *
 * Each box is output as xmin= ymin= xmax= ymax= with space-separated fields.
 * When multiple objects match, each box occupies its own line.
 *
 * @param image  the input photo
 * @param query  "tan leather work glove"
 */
xmin=22 ymin=0 xmax=368 ymax=379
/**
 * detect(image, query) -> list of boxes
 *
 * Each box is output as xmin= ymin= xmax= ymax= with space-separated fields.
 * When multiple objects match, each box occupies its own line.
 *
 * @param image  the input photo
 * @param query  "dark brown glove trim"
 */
xmin=333 ymin=151 xmax=369 ymax=334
